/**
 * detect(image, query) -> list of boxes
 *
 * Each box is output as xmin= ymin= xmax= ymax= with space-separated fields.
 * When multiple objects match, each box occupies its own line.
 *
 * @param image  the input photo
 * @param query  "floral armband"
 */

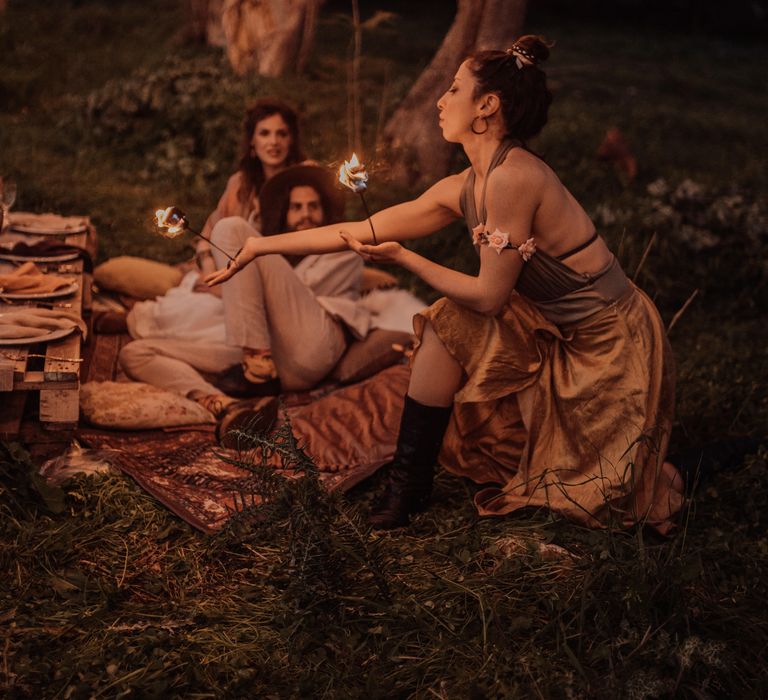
xmin=472 ymin=224 xmax=537 ymax=261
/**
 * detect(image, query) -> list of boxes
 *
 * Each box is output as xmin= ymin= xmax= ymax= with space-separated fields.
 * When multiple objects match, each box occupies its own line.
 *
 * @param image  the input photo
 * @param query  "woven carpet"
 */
xmin=78 ymin=361 xmax=410 ymax=533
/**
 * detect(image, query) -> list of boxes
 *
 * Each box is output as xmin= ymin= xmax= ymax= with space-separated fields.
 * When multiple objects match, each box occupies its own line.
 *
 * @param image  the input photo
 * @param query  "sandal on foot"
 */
xmin=216 ymin=396 xmax=280 ymax=448
xmin=194 ymin=394 xmax=231 ymax=420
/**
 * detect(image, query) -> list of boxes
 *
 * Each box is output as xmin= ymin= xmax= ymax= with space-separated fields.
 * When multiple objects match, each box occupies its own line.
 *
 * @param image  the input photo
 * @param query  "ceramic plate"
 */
xmin=0 ymin=281 xmax=79 ymax=300
xmin=0 ymin=250 xmax=81 ymax=263
xmin=0 ymin=325 xmax=76 ymax=346
xmin=10 ymin=223 xmax=88 ymax=235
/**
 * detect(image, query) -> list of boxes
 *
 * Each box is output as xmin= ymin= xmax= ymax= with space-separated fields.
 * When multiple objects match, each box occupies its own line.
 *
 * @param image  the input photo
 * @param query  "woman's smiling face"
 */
xmin=251 ymin=113 xmax=292 ymax=169
xmin=436 ymin=61 xmax=481 ymax=142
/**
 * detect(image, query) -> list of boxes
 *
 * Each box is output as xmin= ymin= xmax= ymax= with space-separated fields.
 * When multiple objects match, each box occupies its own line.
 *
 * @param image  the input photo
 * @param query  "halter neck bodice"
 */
xmin=459 ymin=140 xmax=630 ymax=324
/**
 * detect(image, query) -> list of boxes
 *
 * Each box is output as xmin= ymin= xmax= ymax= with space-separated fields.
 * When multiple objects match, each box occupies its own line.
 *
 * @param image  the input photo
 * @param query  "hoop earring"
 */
xmin=471 ymin=116 xmax=488 ymax=135
xmin=249 ymin=145 xmax=257 ymax=157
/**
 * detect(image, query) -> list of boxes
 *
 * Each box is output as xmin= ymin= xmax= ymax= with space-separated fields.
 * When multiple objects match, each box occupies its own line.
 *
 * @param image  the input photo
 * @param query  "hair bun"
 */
xmin=511 ymin=35 xmax=554 ymax=65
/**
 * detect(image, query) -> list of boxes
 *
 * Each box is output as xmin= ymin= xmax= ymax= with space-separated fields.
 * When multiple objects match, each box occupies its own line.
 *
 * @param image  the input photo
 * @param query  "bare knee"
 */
xmin=118 ymin=340 xmax=154 ymax=376
xmin=419 ymin=321 xmax=453 ymax=362
xmin=408 ymin=321 xmax=462 ymax=407
xmin=211 ymin=216 xmax=261 ymax=249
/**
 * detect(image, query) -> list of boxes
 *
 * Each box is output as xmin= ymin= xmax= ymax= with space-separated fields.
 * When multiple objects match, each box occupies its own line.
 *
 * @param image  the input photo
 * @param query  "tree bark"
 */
xmin=188 ymin=0 xmax=226 ymax=46
xmin=383 ymin=0 xmax=527 ymax=186
xmin=219 ymin=0 xmax=322 ymax=77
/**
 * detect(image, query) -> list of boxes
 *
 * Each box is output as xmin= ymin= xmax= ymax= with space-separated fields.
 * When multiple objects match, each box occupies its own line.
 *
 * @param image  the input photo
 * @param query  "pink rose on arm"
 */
xmin=486 ymin=228 xmax=510 ymax=254
xmin=471 ymin=223 xmax=486 ymax=246
xmin=517 ymin=237 xmax=537 ymax=262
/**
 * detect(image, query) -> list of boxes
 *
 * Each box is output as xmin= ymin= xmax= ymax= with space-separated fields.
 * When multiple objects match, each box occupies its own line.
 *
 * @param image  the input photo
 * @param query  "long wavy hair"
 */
xmin=236 ymin=99 xmax=306 ymax=205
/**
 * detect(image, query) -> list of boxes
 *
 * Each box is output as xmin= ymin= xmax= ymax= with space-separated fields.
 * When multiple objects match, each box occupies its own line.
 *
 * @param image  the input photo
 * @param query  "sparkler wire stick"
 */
xmin=338 ymin=153 xmax=378 ymax=245
xmin=357 ymin=192 xmax=378 ymax=245
xmin=185 ymin=225 xmax=236 ymax=262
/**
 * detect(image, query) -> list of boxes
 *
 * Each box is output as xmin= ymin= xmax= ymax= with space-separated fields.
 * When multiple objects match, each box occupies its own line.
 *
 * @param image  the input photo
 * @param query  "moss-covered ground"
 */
xmin=1 ymin=1 xmax=766 ymax=697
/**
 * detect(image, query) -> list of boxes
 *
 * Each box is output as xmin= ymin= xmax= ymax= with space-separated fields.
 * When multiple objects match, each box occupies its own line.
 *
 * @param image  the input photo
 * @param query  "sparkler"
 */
xmin=154 ymin=206 xmax=235 ymax=262
xmin=338 ymin=153 xmax=378 ymax=245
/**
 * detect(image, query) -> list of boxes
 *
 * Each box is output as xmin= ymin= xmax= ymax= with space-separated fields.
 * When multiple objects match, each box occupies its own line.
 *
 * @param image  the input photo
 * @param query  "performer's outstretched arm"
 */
xmin=205 ymin=173 xmax=466 ymax=287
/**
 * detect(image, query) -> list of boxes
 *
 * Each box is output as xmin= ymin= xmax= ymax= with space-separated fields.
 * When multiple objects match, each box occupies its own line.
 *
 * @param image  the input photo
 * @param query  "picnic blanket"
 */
xmin=77 ymin=363 xmax=410 ymax=533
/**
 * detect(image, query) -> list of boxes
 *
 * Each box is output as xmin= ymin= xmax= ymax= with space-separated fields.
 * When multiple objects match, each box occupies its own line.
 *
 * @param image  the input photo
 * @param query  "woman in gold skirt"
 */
xmin=206 ymin=35 xmax=685 ymax=532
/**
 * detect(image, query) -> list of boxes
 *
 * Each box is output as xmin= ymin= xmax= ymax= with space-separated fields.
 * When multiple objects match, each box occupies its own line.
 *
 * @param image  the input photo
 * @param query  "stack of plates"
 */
xmin=7 ymin=211 xmax=88 ymax=236
xmin=0 ymin=250 xmax=80 ymax=264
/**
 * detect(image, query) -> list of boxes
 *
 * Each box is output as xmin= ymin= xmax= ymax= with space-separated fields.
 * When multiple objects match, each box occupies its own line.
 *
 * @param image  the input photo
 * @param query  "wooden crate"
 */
xmin=0 ymin=229 xmax=91 ymax=435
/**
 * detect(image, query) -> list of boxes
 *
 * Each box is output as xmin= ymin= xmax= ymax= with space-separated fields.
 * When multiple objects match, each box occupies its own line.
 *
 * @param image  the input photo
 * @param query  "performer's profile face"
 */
xmin=251 ymin=113 xmax=292 ymax=169
xmin=436 ymin=61 xmax=480 ymax=143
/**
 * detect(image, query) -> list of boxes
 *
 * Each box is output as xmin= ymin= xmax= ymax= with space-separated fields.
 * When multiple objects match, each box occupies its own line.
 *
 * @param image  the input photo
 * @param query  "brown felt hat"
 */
xmin=259 ymin=163 xmax=346 ymax=236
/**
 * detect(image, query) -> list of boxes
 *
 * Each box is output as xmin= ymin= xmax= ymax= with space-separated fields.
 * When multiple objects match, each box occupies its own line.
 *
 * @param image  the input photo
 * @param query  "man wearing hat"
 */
xmin=210 ymin=163 xmax=371 ymax=397
xmin=119 ymin=164 xmax=371 ymax=420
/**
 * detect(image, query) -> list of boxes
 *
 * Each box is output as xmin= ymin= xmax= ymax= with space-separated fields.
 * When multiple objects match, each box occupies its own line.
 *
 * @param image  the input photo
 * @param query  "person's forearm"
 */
xmin=399 ymin=249 xmax=493 ymax=314
xmin=253 ymin=220 xmax=370 ymax=257
xmin=245 ymin=199 xmax=456 ymax=258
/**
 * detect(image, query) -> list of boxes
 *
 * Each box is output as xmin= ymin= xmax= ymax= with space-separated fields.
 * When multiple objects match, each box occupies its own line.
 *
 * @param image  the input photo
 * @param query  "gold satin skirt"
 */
xmin=414 ymin=285 xmax=684 ymax=533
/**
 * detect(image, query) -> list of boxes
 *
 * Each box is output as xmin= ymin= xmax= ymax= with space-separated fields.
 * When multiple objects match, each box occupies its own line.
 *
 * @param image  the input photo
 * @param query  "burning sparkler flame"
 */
xmin=153 ymin=205 xmax=236 ymax=262
xmin=155 ymin=206 xmax=188 ymax=239
xmin=338 ymin=152 xmax=369 ymax=193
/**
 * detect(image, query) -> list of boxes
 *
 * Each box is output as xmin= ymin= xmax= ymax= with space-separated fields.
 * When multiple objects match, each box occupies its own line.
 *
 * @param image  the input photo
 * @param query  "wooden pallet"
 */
xmin=0 ymin=230 xmax=92 ymax=436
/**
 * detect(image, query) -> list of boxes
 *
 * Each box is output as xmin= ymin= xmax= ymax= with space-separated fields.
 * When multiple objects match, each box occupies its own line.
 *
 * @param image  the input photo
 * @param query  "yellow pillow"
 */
xmin=94 ymin=256 xmax=183 ymax=300
xmin=80 ymin=381 xmax=215 ymax=429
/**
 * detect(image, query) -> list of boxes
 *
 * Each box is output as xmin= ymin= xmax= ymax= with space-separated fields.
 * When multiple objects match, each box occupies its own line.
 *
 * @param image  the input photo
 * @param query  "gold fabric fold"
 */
xmin=414 ymin=285 xmax=683 ymax=533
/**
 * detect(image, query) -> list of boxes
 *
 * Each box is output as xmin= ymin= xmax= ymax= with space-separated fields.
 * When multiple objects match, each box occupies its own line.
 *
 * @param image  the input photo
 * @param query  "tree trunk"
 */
xmin=383 ymin=0 xmax=527 ymax=186
xmin=219 ymin=0 xmax=322 ymax=77
xmin=188 ymin=0 xmax=226 ymax=46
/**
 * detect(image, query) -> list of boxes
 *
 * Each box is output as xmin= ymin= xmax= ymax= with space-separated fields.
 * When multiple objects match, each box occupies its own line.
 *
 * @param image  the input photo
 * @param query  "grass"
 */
xmin=1 ymin=1 xmax=767 ymax=697
xmin=2 ymin=440 xmax=767 ymax=698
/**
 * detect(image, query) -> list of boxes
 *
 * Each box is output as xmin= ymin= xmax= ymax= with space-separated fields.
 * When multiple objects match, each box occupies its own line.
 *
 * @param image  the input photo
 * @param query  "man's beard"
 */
xmin=291 ymin=218 xmax=320 ymax=232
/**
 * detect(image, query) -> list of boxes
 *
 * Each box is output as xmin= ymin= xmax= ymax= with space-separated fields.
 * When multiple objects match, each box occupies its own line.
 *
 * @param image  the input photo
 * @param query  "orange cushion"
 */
xmin=94 ymin=256 xmax=183 ymax=300
xmin=331 ymin=328 xmax=413 ymax=385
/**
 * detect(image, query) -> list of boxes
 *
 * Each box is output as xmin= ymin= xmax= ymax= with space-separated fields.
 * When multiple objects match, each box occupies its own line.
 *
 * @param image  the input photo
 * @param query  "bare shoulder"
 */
xmin=494 ymin=149 xmax=548 ymax=188
xmin=225 ymin=171 xmax=245 ymax=191
xmin=421 ymin=168 xmax=470 ymax=216
xmin=486 ymin=152 xmax=547 ymax=211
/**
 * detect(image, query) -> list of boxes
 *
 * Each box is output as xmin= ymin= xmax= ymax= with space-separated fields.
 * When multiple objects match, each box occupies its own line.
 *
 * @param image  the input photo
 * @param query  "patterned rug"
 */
xmin=77 ymin=364 xmax=410 ymax=533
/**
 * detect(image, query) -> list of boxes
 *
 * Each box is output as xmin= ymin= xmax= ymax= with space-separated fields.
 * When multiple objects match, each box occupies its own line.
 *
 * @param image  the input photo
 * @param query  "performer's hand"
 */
xmin=203 ymin=260 xmax=241 ymax=287
xmin=203 ymin=238 xmax=257 ymax=286
xmin=340 ymin=231 xmax=405 ymax=265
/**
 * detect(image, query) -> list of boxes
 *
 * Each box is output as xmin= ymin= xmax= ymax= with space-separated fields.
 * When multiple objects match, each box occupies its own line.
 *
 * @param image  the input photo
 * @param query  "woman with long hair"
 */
xmin=119 ymin=98 xmax=309 ymax=416
xmin=195 ymin=98 xmax=306 ymax=272
xmin=205 ymin=36 xmax=684 ymax=532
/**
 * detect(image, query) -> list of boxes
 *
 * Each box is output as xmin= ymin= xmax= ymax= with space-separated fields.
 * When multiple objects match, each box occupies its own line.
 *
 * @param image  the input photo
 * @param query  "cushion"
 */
xmin=360 ymin=267 xmax=398 ymax=294
xmin=331 ymin=328 xmax=414 ymax=385
xmin=94 ymin=256 xmax=183 ymax=300
xmin=80 ymin=381 xmax=215 ymax=429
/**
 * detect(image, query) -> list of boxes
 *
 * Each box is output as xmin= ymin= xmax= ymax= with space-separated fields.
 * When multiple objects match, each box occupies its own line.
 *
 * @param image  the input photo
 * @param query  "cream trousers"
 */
xmin=120 ymin=217 xmax=346 ymax=395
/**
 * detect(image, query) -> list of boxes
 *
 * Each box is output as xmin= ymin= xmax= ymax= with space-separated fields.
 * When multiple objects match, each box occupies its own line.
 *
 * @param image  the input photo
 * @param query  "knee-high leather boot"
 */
xmin=368 ymin=395 xmax=453 ymax=529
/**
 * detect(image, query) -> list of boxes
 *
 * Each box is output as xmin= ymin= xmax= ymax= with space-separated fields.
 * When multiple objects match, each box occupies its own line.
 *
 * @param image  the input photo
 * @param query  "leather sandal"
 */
xmin=216 ymin=395 xmax=280 ymax=448
xmin=194 ymin=394 xmax=231 ymax=420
